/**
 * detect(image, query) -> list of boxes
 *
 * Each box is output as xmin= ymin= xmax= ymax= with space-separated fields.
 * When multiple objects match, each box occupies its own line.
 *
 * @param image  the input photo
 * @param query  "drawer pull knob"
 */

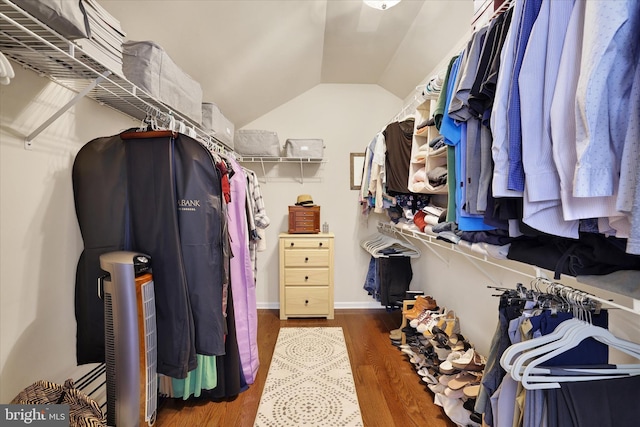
xmin=305 ymin=300 xmax=309 ymax=305
xmin=305 ymin=276 xmax=309 ymax=281
xmin=305 ymin=257 xmax=309 ymax=262
xmin=319 ymin=242 xmax=323 ymax=247
xmin=290 ymin=242 xmax=294 ymax=247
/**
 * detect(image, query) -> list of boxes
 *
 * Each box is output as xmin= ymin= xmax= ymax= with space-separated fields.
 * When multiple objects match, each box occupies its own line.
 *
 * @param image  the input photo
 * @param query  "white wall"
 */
xmin=0 ymin=66 xmax=136 ymax=402
xmin=241 ymin=83 xmax=401 ymax=309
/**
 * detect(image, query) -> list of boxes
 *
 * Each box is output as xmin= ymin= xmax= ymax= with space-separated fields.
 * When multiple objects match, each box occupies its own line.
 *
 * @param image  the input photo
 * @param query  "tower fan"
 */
xmin=99 ymin=252 xmax=158 ymax=426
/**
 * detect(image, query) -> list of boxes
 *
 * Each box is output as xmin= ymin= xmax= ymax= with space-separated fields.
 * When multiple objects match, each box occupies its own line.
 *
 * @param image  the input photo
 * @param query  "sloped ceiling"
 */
xmin=99 ymin=0 xmax=473 ymax=128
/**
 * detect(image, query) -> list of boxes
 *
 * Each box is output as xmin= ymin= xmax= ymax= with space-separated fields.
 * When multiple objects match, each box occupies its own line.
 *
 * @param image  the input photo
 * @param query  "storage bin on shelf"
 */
xmin=234 ymin=129 xmax=281 ymax=156
xmin=202 ymin=102 xmax=234 ymax=149
xmin=122 ymin=40 xmax=203 ymax=123
xmin=284 ymin=138 xmax=324 ymax=158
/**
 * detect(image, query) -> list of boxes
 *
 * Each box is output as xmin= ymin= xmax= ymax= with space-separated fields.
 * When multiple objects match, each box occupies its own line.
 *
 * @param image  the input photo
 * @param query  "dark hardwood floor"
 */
xmin=155 ymin=309 xmax=456 ymax=427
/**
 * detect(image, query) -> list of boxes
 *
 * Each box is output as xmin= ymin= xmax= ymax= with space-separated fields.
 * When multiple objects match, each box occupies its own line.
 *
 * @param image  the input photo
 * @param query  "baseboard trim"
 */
xmin=334 ymin=302 xmax=386 ymax=309
xmin=257 ymin=302 xmax=279 ymax=310
xmin=256 ymin=302 xmax=385 ymax=310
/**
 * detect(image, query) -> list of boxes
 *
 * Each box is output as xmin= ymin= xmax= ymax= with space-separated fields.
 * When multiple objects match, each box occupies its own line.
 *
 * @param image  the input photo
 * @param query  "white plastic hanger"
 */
xmin=500 ymin=283 xmax=583 ymax=374
xmin=360 ymin=233 xmax=420 ymax=258
xmin=500 ymin=282 xmax=640 ymax=388
xmin=500 ymin=318 xmax=584 ymax=376
xmin=517 ymin=321 xmax=640 ymax=389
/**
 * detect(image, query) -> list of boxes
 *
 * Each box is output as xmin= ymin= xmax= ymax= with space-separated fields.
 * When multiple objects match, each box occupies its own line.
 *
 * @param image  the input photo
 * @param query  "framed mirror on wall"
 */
xmin=350 ymin=152 xmax=365 ymax=190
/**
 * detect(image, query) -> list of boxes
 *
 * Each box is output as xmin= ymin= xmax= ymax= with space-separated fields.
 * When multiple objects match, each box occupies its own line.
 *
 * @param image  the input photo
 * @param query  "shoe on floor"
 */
xmin=451 ymin=349 xmax=485 ymax=372
xmin=463 ymin=384 xmax=481 ymax=399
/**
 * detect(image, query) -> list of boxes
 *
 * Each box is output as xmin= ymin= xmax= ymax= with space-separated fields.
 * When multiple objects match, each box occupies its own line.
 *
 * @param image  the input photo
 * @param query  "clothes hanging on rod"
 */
xmin=361 ymin=232 xmax=419 ymax=308
xmin=384 ymin=117 xmax=416 ymax=194
xmin=125 ymin=130 xmax=227 ymax=372
xmin=73 ymin=128 xmax=260 ymax=401
xmin=226 ymin=156 xmax=260 ymax=385
xmin=363 ymin=255 xmax=413 ymax=310
xmin=364 ymin=0 xmax=640 ymax=250
xmin=360 ymin=233 xmax=420 ymax=258
xmin=474 ymin=278 xmax=640 ymax=427
xmin=246 ymin=168 xmax=271 ymax=272
xmin=360 ymin=0 xmax=639 ymax=293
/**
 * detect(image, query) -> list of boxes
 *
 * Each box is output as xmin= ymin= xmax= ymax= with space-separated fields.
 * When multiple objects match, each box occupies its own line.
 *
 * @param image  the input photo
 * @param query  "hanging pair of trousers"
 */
xmin=377 ymin=256 xmax=413 ymax=307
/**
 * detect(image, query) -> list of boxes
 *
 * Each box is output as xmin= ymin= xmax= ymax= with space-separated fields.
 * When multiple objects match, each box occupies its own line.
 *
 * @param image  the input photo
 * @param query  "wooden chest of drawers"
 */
xmin=279 ymin=233 xmax=334 ymax=320
xmin=288 ymin=205 xmax=320 ymax=234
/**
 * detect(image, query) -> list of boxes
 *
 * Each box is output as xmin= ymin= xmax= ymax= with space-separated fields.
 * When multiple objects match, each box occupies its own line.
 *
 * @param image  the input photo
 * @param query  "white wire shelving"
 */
xmin=377 ymin=222 xmax=640 ymax=315
xmin=0 ymin=0 xmax=229 ymax=153
xmin=235 ymin=156 xmax=327 ymax=183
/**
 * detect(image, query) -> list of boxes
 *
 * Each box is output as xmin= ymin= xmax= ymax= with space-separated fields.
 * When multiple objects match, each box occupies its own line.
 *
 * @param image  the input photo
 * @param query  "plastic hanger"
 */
xmin=360 ymin=233 xmax=420 ymax=258
xmin=517 ymin=321 xmax=640 ymax=389
xmin=500 ymin=318 xmax=585 ymax=376
xmin=502 ymin=284 xmax=640 ymax=382
xmin=505 ymin=290 xmax=640 ymax=388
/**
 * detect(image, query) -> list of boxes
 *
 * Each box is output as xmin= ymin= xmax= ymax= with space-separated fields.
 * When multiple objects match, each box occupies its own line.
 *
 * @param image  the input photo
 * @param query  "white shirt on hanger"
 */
xmin=549 ymin=0 xmax=622 ymax=228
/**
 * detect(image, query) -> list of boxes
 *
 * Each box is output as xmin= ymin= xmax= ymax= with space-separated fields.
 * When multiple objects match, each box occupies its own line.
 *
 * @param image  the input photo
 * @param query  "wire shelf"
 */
xmin=0 ymin=0 xmax=230 ymax=152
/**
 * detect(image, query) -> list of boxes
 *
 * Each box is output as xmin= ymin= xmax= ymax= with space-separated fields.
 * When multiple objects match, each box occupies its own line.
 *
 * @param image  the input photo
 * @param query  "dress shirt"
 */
xmin=476 ymin=10 xmax=513 ymax=214
xmin=440 ymin=54 xmax=467 ymax=225
xmin=518 ymin=0 xmax=580 ymax=238
xmin=491 ymin=0 xmax=525 ymax=198
xmin=621 ymin=65 xmax=640 ymax=254
xmin=506 ymin=0 xmax=543 ymax=192
xmin=360 ymin=136 xmax=377 ymax=203
xmin=550 ymin=0 xmax=620 ymax=224
xmin=465 ymin=117 xmax=483 ymax=215
xmin=480 ymin=7 xmax=514 ymax=103
xmin=468 ymin=13 xmax=505 ymax=117
xmin=449 ymin=26 xmax=488 ymax=122
xmin=574 ymin=0 xmax=640 ymax=198
xmin=458 ymin=121 xmax=495 ymax=231
xmin=476 ymin=112 xmax=493 ymax=213
xmin=519 ymin=0 xmax=559 ymax=203
xmin=434 ymin=56 xmax=460 ymax=131
xmin=368 ymin=132 xmax=388 ymax=213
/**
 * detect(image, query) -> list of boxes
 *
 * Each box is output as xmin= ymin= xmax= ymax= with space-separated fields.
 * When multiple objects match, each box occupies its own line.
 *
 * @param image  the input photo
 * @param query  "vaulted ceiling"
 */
xmin=99 ymin=0 xmax=473 ymax=128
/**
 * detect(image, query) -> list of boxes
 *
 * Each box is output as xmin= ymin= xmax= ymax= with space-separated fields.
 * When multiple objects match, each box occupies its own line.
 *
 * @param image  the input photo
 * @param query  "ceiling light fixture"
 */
xmin=363 ymin=0 xmax=402 ymax=11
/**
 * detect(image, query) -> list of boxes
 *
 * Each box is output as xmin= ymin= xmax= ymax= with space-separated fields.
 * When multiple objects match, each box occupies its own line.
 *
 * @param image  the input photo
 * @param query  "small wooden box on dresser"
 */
xmin=279 ymin=232 xmax=334 ymax=320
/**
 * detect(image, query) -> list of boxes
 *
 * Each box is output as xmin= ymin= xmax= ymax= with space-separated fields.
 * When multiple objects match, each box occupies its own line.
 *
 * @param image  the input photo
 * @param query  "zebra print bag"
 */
xmin=11 ymin=379 xmax=106 ymax=427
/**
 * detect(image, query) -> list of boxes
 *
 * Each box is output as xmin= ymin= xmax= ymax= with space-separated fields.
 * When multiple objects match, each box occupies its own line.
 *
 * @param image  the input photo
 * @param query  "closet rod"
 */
xmin=536 ymin=279 xmax=640 ymax=317
xmin=377 ymin=222 xmax=640 ymax=316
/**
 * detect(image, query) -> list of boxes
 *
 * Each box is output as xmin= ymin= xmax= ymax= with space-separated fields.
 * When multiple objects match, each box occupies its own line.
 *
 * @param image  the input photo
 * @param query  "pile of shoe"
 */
xmin=392 ymin=296 xmax=485 ymax=426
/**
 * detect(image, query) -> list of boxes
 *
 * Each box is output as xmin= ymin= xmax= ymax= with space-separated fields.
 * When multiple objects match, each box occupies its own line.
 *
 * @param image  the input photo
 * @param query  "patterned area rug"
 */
xmin=254 ymin=327 xmax=364 ymax=427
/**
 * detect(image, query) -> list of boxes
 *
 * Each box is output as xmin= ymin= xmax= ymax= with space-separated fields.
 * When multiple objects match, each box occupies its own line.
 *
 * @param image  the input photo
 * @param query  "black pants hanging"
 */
xmin=377 ymin=256 xmax=413 ymax=307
